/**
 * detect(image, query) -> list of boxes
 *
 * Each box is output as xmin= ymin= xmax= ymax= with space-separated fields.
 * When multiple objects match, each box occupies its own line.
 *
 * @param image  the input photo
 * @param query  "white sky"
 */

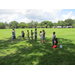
xmin=0 ymin=9 xmax=74 ymax=23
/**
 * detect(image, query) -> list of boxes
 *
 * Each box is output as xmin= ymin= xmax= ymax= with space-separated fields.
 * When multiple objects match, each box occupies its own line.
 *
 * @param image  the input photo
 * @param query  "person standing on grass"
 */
xmin=27 ymin=30 xmax=30 ymax=40
xmin=12 ymin=28 xmax=17 ymax=43
xmin=31 ymin=30 xmax=33 ymax=40
xmin=35 ymin=28 xmax=37 ymax=41
xmin=52 ymin=32 xmax=56 ymax=46
xmin=39 ymin=31 xmax=42 ymax=43
xmin=22 ymin=31 xmax=25 ymax=39
xmin=42 ymin=30 xmax=46 ymax=44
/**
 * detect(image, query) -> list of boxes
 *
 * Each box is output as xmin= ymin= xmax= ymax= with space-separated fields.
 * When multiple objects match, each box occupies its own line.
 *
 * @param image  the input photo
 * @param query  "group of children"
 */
xmin=19 ymin=29 xmax=45 ymax=44
xmin=12 ymin=28 xmax=58 ymax=48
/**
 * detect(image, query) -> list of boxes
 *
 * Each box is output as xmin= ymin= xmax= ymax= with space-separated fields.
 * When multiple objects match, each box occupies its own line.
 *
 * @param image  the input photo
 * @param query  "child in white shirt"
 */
xmin=39 ymin=31 xmax=42 ymax=43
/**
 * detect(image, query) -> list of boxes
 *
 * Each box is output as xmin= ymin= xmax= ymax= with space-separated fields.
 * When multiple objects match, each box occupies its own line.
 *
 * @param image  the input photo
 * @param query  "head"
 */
xmin=55 ymin=38 xmax=57 ymax=41
xmin=40 ymin=31 xmax=42 ymax=33
xmin=31 ymin=30 xmax=32 ymax=32
xmin=12 ymin=28 xmax=14 ymax=30
xmin=42 ymin=30 xmax=44 ymax=32
xmin=35 ymin=28 xmax=37 ymax=31
xmin=27 ymin=30 xmax=29 ymax=32
xmin=53 ymin=32 xmax=55 ymax=35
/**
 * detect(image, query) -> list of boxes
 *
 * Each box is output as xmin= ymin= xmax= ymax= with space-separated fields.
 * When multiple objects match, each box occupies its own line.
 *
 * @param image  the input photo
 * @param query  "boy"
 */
xmin=39 ymin=31 xmax=42 ymax=43
xmin=35 ymin=29 xmax=37 ymax=41
xmin=27 ymin=30 xmax=30 ymax=40
xmin=31 ymin=30 xmax=33 ymax=40
xmin=53 ymin=38 xmax=58 ymax=48
xmin=12 ymin=28 xmax=17 ymax=43
xmin=52 ymin=32 xmax=56 ymax=46
xmin=22 ymin=31 xmax=25 ymax=39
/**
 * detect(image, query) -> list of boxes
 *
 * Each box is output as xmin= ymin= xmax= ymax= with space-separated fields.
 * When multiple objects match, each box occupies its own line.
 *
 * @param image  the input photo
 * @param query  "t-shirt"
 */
xmin=40 ymin=33 xmax=42 ymax=37
xmin=52 ymin=35 xmax=56 ymax=40
xmin=43 ymin=32 xmax=45 ymax=37
xmin=35 ymin=31 xmax=37 ymax=36
xmin=31 ymin=32 xmax=33 ymax=35
xmin=54 ymin=40 xmax=58 ymax=45
xmin=12 ymin=30 xmax=15 ymax=36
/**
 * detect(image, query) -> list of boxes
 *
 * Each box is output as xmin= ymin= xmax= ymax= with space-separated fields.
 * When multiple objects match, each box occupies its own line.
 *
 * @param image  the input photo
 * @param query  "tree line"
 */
xmin=0 ymin=18 xmax=75 ymax=29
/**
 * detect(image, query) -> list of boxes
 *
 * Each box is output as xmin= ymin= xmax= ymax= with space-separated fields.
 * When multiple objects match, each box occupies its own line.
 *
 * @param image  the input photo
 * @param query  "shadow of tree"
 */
xmin=0 ymin=37 xmax=75 ymax=65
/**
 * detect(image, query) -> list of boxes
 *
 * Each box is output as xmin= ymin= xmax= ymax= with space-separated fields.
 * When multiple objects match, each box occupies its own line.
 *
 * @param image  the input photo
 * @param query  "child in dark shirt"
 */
xmin=53 ymin=38 xmax=58 ymax=48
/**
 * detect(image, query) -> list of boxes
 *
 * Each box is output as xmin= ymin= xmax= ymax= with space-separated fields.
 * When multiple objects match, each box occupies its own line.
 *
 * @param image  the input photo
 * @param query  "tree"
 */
xmin=65 ymin=19 xmax=74 ymax=26
xmin=34 ymin=21 xmax=38 ymax=28
xmin=72 ymin=24 xmax=75 ymax=27
xmin=9 ymin=21 xmax=19 ymax=28
xmin=0 ymin=22 xmax=5 ymax=29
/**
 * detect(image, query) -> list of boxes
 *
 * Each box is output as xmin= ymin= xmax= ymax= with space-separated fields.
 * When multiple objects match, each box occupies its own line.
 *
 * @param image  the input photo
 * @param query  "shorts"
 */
xmin=22 ymin=35 xmax=24 ymax=37
xmin=43 ymin=36 xmax=45 ymax=40
xmin=28 ymin=35 xmax=29 ymax=38
xmin=12 ymin=36 xmax=16 ymax=39
xmin=40 ymin=36 xmax=42 ymax=39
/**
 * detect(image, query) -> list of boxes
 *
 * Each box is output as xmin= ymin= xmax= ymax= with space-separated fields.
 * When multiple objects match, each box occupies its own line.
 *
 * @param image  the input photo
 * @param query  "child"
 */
xmin=35 ymin=29 xmax=37 ymax=41
xmin=39 ymin=31 xmax=42 ymax=43
xmin=22 ymin=31 xmax=25 ymax=39
xmin=52 ymin=32 xmax=56 ymax=46
xmin=12 ymin=28 xmax=17 ymax=42
xmin=53 ymin=38 xmax=58 ymax=48
xmin=27 ymin=30 xmax=30 ymax=40
xmin=42 ymin=30 xmax=46 ymax=44
xmin=31 ymin=30 xmax=33 ymax=40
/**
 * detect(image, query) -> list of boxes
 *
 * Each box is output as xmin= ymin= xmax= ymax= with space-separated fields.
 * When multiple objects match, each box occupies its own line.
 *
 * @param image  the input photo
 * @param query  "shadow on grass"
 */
xmin=0 ymin=37 xmax=75 ymax=65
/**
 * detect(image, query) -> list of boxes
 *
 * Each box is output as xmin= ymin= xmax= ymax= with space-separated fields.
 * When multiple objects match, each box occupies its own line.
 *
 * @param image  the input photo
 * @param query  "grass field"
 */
xmin=0 ymin=28 xmax=75 ymax=65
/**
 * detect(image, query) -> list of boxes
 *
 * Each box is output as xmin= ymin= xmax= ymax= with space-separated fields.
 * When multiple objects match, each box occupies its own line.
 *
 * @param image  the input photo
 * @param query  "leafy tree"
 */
xmin=0 ymin=22 xmax=5 ymax=29
xmin=34 ymin=21 xmax=38 ymax=28
xmin=9 ymin=21 xmax=19 ymax=28
xmin=65 ymin=19 xmax=74 ymax=26
xmin=72 ymin=24 xmax=75 ymax=27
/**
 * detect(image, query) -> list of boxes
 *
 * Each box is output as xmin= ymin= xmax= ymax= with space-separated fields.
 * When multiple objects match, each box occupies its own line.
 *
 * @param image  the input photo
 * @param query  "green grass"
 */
xmin=0 ymin=28 xmax=75 ymax=65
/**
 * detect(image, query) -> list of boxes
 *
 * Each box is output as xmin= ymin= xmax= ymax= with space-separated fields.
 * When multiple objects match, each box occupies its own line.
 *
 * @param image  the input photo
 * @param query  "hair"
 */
xmin=35 ymin=28 xmax=37 ymax=31
xmin=31 ymin=30 xmax=32 ymax=32
xmin=40 ymin=31 xmax=42 ymax=33
xmin=54 ymin=38 xmax=57 ymax=41
xmin=42 ymin=30 xmax=44 ymax=32
xmin=53 ymin=32 xmax=55 ymax=34
xmin=27 ymin=30 xmax=29 ymax=32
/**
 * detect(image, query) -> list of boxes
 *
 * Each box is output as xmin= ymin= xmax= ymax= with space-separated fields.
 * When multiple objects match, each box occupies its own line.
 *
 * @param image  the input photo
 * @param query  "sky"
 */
xmin=0 ymin=9 xmax=75 ymax=23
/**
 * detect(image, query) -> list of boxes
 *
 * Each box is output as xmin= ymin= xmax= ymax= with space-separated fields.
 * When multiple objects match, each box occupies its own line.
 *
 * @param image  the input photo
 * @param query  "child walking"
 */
xmin=39 ymin=31 xmax=42 ymax=43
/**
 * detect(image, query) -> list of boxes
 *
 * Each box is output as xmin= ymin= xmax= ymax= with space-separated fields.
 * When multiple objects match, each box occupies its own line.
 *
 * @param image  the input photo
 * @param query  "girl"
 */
xmin=42 ymin=30 xmax=46 ymax=44
xmin=39 ymin=31 xmax=42 ymax=43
